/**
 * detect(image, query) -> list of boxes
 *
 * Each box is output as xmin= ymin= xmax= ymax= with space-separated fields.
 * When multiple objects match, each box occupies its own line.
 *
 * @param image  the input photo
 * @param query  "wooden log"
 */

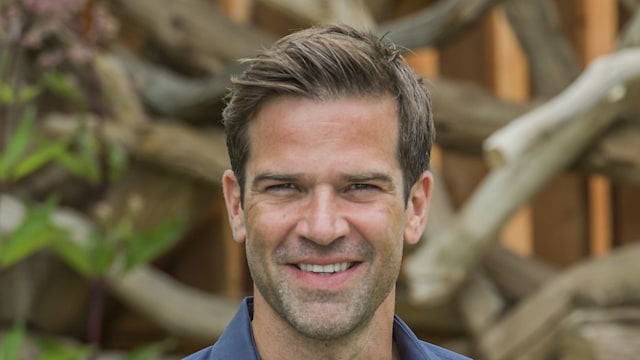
xmin=579 ymin=119 xmax=640 ymax=185
xmin=459 ymin=270 xmax=505 ymax=337
xmin=364 ymin=0 xmax=395 ymax=22
xmin=558 ymin=307 xmax=640 ymax=360
xmin=256 ymin=0 xmax=376 ymax=29
xmin=376 ymin=0 xmax=504 ymax=50
xmin=618 ymin=5 xmax=640 ymax=49
xmin=620 ymin=0 xmax=640 ymax=11
xmin=478 ymin=243 xmax=640 ymax=360
xmin=411 ymin=169 xmax=506 ymax=340
xmin=110 ymin=0 xmax=275 ymax=73
xmin=423 ymin=71 xmax=535 ymax=156
xmin=107 ymin=265 xmax=238 ymax=341
xmin=504 ymin=0 xmax=581 ymax=97
xmin=483 ymin=50 xmax=640 ymax=168
xmin=404 ymin=49 xmax=640 ymax=306
xmin=92 ymin=52 xmax=146 ymax=127
xmin=41 ymin=113 xmax=230 ymax=185
xmin=483 ymin=245 xmax=557 ymax=301
xmin=115 ymin=47 xmax=243 ymax=121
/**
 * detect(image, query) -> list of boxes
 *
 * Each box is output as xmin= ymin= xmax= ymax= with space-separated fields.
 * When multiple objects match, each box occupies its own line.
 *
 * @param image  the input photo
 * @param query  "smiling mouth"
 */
xmin=296 ymin=262 xmax=356 ymax=275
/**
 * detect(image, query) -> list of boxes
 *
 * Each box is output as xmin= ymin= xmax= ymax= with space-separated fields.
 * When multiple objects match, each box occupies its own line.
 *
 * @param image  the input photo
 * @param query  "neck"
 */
xmin=251 ymin=289 xmax=399 ymax=360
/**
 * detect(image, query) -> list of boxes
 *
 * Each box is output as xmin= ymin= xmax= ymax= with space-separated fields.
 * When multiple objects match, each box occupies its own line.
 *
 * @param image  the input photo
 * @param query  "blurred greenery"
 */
xmin=0 ymin=322 xmax=176 ymax=360
xmin=0 ymin=1 xmax=185 ymax=357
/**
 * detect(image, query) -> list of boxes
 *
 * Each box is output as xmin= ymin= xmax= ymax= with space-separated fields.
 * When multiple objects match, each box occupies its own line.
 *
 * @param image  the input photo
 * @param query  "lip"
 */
xmin=286 ymin=261 xmax=363 ymax=291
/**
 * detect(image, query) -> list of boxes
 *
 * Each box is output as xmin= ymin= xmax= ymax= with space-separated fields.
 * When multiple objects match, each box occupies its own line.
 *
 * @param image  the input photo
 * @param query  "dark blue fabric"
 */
xmin=183 ymin=297 xmax=471 ymax=360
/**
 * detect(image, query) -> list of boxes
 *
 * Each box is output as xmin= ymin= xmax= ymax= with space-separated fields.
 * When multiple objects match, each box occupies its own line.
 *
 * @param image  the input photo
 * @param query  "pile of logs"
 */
xmin=2 ymin=0 xmax=640 ymax=358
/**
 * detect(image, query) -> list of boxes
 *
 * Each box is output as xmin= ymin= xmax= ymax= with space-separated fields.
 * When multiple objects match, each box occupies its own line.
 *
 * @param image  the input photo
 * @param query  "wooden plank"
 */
xmin=405 ymin=47 xmax=442 ymax=175
xmin=405 ymin=47 xmax=440 ymax=78
xmin=614 ymin=186 xmax=640 ymax=245
xmin=574 ymin=0 xmax=618 ymax=257
xmin=483 ymin=6 xmax=533 ymax=257
xmin=441 ymin=151 xmax=488 ymax=209
xmin=532 ymin=173 xmax=589 ymax=267
xmin=529 ymin=2 xmax=590 ymax=266
xmin=217 ymin=0 xmax=254 ymax=24
xmin=437 ymin=10 xmax=490 ymax=218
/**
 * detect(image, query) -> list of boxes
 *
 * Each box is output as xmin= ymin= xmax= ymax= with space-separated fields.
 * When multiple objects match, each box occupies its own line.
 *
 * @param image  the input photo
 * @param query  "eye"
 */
xmin=347 ymin=183 xmax=379 ymax=192
xmin=265 ymin=183 xmax=299 ymax=193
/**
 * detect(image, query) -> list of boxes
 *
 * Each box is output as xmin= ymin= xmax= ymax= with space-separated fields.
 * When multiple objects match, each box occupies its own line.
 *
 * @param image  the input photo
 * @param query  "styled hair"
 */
xmin=223 ymin=24 xmax=434 ymax=204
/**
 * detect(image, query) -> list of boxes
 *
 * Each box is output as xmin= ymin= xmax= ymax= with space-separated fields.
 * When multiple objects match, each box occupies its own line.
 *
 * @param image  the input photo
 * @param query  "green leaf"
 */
xmin=91 ymin=232 xmax=117 ymax=277
xmin=124 ymin=339 xmax=176 ymax=360
xmin=54 ymin=151 xmax=89 ymax=179
xmin=106 ymin=141 xmax=127 ymax=182
xmin=0 ymin=323 xmax=25 ymax=360
xmin=123 ymin=218 xmax=186 ymax=273
xmin=77 ymin=132 xmax=101 ymax=183
xmin=54 ymin=132 xmax=101 ymax=183
xmin=35 ymin=338 xmax=93 ymax=360
xmin=0 ymin=198 xmax=64 ymax=267
xmin=40 ymin=72 xmax=83 ymax=105
xmin=17 ymin=85 xmax=42 ymax=104
xmin=0 ymin=82 xmax=14 ymax=105
xmin=11 ymin=140 xmax=68 ymax=181
xmin=51 ymin=237 xmax=94 ymax=277
xmin=0 ymin=106 xmax=37 ymax=178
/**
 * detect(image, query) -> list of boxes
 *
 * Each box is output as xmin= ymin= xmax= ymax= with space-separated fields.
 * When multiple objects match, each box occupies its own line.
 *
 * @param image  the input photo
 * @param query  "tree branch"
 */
xmin=404 ymin=50 xmax=640 ymax=305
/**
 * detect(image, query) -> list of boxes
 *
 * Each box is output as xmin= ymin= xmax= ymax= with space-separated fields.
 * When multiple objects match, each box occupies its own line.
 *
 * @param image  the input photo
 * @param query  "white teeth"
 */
xmin=298 ymin=262 xmax=351 ymax=273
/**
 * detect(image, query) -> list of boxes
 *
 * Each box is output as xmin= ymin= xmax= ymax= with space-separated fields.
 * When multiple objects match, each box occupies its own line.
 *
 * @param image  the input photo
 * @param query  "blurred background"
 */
xmin=1 ymin=0 xmax=639 ymax=359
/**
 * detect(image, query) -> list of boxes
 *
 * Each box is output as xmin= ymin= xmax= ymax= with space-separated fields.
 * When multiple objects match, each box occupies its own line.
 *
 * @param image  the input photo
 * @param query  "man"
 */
xmin=185 ymin=24 xmax=470 ymax=360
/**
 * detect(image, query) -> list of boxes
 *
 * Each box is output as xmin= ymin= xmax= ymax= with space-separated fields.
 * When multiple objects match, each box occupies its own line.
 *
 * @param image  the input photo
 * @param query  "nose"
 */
xmin=296 ymin=187 xmax=349 ymax=246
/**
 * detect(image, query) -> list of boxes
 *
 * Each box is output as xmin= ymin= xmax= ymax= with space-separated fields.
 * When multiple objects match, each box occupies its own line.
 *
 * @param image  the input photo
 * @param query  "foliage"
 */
xmin=0 ymin=1 xmax=183 ymax=358
xmin=0 ymin=322 xmax=175 ymax=360
xmin=0 ymin=0 xmax=118 ymax=69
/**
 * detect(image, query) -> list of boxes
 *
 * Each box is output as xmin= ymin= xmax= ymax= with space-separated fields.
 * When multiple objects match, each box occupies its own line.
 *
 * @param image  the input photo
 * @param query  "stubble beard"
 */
xmin=247 ymin=239 xmax=403 ymax=341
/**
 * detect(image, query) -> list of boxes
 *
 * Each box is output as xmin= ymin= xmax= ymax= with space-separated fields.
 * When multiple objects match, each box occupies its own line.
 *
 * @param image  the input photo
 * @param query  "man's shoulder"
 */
xmin=393 ymin=314 xmax=471 ymax=359
xmin=418 ymin=340 xmax=472 ymax=360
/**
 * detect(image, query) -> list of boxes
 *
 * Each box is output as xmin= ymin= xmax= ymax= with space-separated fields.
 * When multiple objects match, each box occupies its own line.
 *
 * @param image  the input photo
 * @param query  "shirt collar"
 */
xmin=209 ymin=297 xmax=443 ymax=359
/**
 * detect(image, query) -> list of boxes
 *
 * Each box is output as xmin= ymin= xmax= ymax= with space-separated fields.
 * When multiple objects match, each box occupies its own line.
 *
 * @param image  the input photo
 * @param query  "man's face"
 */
xmin=223 ymin=95 xmax=431 ymax=340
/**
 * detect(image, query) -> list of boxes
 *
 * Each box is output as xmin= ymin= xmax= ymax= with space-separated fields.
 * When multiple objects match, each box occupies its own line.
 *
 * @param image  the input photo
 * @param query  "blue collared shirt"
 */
xmin=184 ymin=297 xmax=471 ymax=360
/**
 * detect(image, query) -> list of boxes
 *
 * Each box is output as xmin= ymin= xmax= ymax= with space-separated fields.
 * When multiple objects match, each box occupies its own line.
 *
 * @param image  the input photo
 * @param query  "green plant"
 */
xmin=0 ymin=322 xmax=176 ymax=360
xmin=0 ymin=1 xmax=182 ymax=357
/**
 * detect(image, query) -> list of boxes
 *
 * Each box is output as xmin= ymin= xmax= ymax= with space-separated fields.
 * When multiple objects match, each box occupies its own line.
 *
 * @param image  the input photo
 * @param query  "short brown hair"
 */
xmin=223 ymin=24 xmax=434 ymax=204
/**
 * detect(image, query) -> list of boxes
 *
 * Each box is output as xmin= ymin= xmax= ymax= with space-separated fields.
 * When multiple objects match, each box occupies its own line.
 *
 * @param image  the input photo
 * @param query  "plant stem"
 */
xmin=88 ymin=279 xmax=107 ymax=351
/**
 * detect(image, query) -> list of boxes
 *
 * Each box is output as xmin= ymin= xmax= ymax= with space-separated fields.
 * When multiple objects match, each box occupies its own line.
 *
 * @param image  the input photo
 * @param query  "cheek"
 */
xmin=245 ymin=204 xmax=298 ymax=243
xmin=350 ymin=203 xmax=406 ymax=243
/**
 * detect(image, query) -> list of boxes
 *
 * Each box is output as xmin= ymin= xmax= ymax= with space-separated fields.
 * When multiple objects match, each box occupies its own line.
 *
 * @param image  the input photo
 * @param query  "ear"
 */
xmin=403 ymin=171 xmax=433 ymax=245
xmin=222 ymin=169 xmax=247 ymax=243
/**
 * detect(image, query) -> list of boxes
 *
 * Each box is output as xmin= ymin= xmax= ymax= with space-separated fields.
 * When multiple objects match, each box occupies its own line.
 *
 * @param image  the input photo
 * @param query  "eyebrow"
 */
xmin=250 ymin=171 xmax=396 ymax=190
xmin=342 ymin=172 xmax=394 ymax=185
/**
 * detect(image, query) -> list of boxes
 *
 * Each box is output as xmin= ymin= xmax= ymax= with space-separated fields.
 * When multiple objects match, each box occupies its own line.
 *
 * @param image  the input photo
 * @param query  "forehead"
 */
xmin=245 ymin=95 xmax=400 ymax=175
